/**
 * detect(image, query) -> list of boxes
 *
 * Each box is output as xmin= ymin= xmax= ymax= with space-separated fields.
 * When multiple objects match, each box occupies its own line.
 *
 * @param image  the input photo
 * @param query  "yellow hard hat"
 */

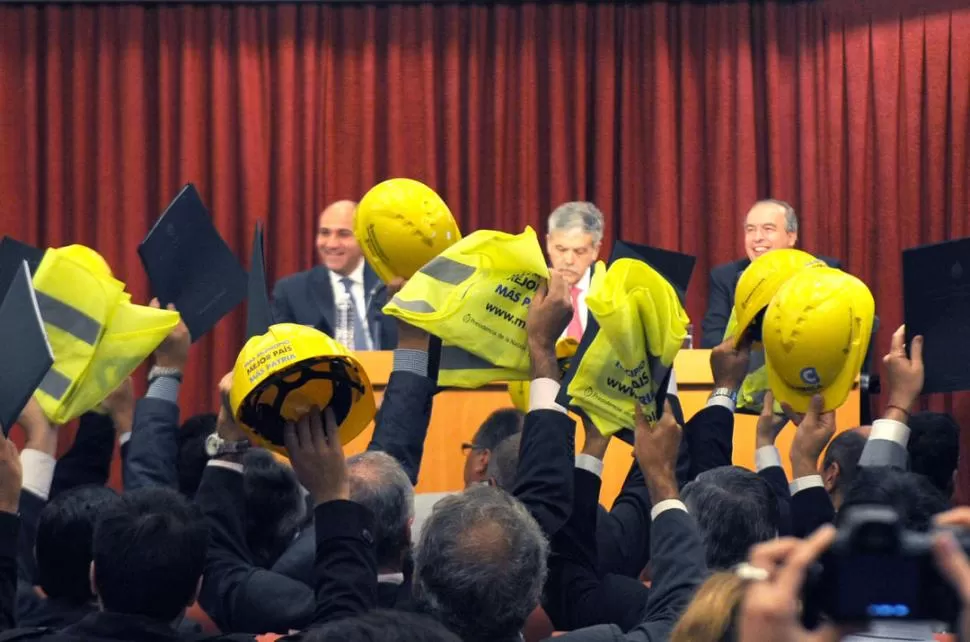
xmin=507 ymin=337 xmax=579 ymax=412
xmin=229 ymin=323 xmax=376 ymax=455
xmin=354 ymin=178 xmax=462 ymax=283
xmin=762 ymin=267 xmax=875 ymax=413
xmin=732 ymin=249 xmax=824 ymax=347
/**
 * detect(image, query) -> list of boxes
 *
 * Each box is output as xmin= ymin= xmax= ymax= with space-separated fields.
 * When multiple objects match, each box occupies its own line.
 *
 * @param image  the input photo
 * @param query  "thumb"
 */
xmin=760 ymin=391 xmax=775 ymax=417
xmin=807 ymin=394 xmax=825 ymax=419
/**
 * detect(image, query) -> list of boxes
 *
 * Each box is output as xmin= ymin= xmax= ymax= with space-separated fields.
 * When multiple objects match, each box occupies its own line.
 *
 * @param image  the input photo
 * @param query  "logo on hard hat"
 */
xmin=799 ymin=367 xmax=821 ymax=388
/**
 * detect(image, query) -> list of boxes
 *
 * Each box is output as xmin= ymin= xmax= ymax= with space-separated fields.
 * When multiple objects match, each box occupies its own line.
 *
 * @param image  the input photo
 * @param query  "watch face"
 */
xmin=205 ymin=433 xmax=223 ymax=457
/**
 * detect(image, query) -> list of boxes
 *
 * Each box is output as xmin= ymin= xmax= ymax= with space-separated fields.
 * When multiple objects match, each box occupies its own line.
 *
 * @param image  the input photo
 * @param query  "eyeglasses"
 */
xmin=460 ymin=442 xmax=488 ymax=455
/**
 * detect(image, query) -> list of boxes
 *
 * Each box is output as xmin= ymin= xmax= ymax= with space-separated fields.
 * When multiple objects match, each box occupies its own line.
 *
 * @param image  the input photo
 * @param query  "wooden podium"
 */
xmin=343 ymin=350 xmax=861 ymax=505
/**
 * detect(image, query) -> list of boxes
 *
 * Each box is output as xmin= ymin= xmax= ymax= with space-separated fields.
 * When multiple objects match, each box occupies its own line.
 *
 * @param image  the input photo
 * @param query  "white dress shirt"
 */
xmin=329 ymin=258 xmax=373 ymax=350
xmin=559 ymin=267 xmax=592 ymax=340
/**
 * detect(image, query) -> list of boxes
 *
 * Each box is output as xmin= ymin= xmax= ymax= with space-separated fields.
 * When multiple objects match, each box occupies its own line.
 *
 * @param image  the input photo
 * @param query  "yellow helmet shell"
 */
xmin=733 ymin=249 xmax=824 ymax=347
xmin=58 ymin=245 xmax=114 ymax=278
xmin=762 ymin=267 xmax=875 ymax=414
xmin=354 ymin=178 xmax=462 ymax=283
xmin=229 ymin=323 xmax=376 ymax=454
xmin=507 ymin=337 xmax=579 ymax=412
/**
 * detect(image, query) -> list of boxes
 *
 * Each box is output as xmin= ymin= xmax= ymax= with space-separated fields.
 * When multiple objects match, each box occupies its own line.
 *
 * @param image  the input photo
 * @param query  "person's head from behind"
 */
xmin=546 ymin=201 xmax=604 ymax=287
xmin=840 ymin=467 xmax=948 ymax=531
xmin=820 ymin=429 xmax=868 ymax=509
xmin=907 ymin=411 xmax=960 ymax=498
xmin=743 ymin=200 xmax=798 ymax=262
xmin=176 ymin=412 xmax=216 ymax=498
xmin=91 ymin=487 xmax=208 ymax=621
xmin=303 ymin=610 xmax=461 ymax=642
xmin=485 ymin=433 xmax=521 ymax=490
xmin=463 ymin=408 xmax=524 ymax=487
xmin=669 ymin=571 xmax=747 ymax=642
xmin=414 ymin=485 xmax=548 ymax=642
xmin=681 ymin=466 xmax=779 ymax=569
xmin=243 ymin=448 xmax=308 ymax=568
xmin=347 ymin=451 xmax=415 ymax=573
xmin=36 ymin=486 xmax=118 ymax=605
xmin=316 ymin=199 xmax=362 ymax=276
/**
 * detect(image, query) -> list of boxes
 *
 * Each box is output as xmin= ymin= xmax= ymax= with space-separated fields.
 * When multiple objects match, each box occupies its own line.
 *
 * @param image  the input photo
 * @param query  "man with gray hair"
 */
xmin=413 ymin=485 xmax=549 ymax=642
xmin=347 ymin=451 xmax=416 ymax=608
xmin=701 ymin=199 xmax=841 ymax=347
xmin=545 ymin=201 xmax=604 ymax=340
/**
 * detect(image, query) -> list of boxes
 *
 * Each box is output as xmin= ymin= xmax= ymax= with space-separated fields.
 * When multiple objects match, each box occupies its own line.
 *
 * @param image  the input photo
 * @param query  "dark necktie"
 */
xmin=340 ymin=277 xmax=369 ymax=351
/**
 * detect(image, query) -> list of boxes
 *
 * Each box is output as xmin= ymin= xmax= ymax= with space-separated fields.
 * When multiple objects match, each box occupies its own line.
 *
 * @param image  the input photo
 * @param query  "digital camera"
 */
xmin=803 ymin=505 xmax=970 ymax=625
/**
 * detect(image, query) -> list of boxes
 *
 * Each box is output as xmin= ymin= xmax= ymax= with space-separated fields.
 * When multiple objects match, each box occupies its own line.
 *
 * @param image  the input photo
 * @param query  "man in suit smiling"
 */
xmin=271 ymin=200 xmax=397 ymax=350
xmin=701 ymin=200 xmax=840 ymax=348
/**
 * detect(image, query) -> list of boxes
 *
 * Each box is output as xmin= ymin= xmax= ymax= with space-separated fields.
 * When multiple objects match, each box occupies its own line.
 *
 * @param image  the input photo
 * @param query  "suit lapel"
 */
xmin=308 ymin=265 xmax=336 ymax=335
xmin=363 ymin=263 xmax=386 ymax=349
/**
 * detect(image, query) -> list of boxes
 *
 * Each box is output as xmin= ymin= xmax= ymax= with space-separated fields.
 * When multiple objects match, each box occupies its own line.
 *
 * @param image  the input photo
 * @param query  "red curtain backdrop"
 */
xmin=1 ymin=2 xmax=969 ymax=491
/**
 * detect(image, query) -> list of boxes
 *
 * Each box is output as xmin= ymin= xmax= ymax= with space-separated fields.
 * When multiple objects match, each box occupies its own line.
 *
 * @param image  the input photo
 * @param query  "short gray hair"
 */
xmin=347 ymin=451 xmax=415 ymax=568
xmin=752 ymin=199 xmax=798 ymax=234
xmin=485 ymin=433 xmax=521 ymax=490
xmin=547 ymin=201 xmax=605 ymax=244
xmin=414 ymin=486 xmax=549 ymax=642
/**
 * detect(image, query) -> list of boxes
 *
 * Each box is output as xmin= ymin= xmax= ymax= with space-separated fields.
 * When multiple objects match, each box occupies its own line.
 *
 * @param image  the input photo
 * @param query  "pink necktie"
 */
xmin=567 ymin=286 xmax=584 ymax=339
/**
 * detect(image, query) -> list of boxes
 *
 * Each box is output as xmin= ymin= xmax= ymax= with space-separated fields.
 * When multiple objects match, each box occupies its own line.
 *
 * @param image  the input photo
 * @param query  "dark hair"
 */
xmin=472 ymin=408 xmax=524 ymax=451
xmin=347 ymin=451 xmax=414 ymax=569
xmin=821 ymin=430 xmax=867 ymax=495
xmin=302 ymin=610 xmax=461 ymax=642
xmin=841 ymin=467 xmax=949 ymax=531
xmin=485 ymin=433 xmax=521 ymax=490
xmin=681 ymin=466 xmax=779 ymax=569
xmin=36 ymin=486 xmax=118 ymax=603
xmin=243 ymin=449 xmax=308 ymax=568
xmin=92 ymin=487 xmax=209 ymax=621
xmin=414 ymin=485 xmax=548 ymax=642
xmin=907 ymin=411 xmax=960 ymax=497
xmin=176 ymin=413 xmax=216 ymax=498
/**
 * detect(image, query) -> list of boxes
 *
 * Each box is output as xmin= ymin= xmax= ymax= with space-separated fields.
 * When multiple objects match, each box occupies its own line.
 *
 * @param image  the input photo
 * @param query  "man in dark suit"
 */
xmin=701 ymin=199 xmax=841 ymax=347
xmin=271 ymin=200 xmax=397 ymax=350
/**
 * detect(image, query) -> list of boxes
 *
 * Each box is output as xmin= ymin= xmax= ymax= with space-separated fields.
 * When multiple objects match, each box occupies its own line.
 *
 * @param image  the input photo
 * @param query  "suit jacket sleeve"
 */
xmin=271 ymin=279 xmax=296 ymax=325
xmin=302 ymin=501 xmax=378 ymax=628
xmin=122 ymin=398 xmax=180 ymax=492
xmin=196 ymin=465 xmax=316 ymax=634
xmin=701 ymin=267 xmax=733 ymax=348
xmin=0 ymin=513 xmax=19 ymax=632
xmin=682 ymin=405 xmax=734 ymax=481
xmin=49 ymin=412 xmax=115 ymax=499
xmin=758 ymin=466 xmax=793 ymax=537
xmin=597 ymin=460 xmax=653 ymax=578
xmin=15 ymin=492 xmax=44 ymax=586
xmin=544 ymin=468 xmax=650 ymax=633
xmin=512 ymin=409 xmax=576 ymax=539
xmin=791 ymin=487 xmax=836 ymax=538
xmin=366 ymin=370 xmax=435 ymax=485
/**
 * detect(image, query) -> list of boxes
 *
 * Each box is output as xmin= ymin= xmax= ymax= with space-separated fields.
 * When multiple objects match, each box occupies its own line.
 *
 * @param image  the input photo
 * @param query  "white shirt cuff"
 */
xmin=207 ymin=459 xmax=244 ymax=474
xmin=118 ymin=432 xmax=132 ymax=447
xmin=706 ymin=395 xmax=737 ymax=413
xmin=651 ymin=499 xmax=688 ymax=520
xmin=575 ymin=454 xmax=605 ymax=478
xmin=21 ymin=449 xmax=57 ymax=501
xmin=529 ymin=378 xmax=567 ymax=414
xmin=870 ymin=418 xmax=910 ymax=448
xmin=789 ymin=474 xmax=824 ymax=495
xmin=755 ymin=446 xmax=783 ymax=472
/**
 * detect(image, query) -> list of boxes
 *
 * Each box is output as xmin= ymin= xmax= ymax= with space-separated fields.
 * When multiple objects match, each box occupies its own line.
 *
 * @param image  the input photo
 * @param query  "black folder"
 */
xmin=0 ymin=237 xmax=45 ymax=299
xmin=138 ymin=184 xmax=248 ymax=342
xmin=0 ymin=262 xmax=54 ymax=434
xmin=246 ymin=222 xmax=273 ymax=340
xmin=903 ymin=237 xmax=970 ymax=394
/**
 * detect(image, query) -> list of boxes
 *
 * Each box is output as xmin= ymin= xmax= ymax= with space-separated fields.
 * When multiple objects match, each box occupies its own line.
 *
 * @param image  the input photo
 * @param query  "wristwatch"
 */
xmin=709 ymin=387 xmax=738 ymax=404
xmin=148 ymin=366 xmax=183 ymax=384
xmin=205 ymin=433 xmax=250 ymax=458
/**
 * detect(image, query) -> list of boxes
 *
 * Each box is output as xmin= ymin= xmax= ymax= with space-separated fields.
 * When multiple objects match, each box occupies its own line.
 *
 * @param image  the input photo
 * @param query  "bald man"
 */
xmin=271 ymin=200 xmax=397 ymax=350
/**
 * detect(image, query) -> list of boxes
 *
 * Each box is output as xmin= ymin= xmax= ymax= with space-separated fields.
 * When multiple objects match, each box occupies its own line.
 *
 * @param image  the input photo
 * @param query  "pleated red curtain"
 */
xmin=0 ymin=2 xmax=968 ymax=493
